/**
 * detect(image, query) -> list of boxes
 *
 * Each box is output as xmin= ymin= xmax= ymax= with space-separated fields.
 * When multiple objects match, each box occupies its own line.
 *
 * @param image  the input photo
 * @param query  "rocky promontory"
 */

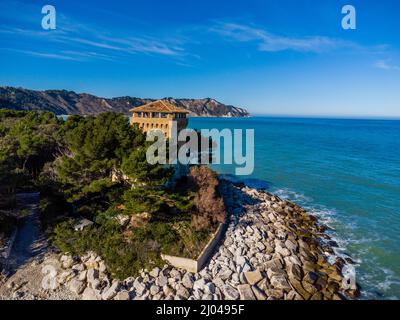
xmin=0 ymin=182 xmax=358 ymax=300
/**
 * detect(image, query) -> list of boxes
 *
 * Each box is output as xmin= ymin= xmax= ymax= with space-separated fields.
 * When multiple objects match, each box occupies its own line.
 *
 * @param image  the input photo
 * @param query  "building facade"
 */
xmin=130 ymin=100 xmax=189 ymax=138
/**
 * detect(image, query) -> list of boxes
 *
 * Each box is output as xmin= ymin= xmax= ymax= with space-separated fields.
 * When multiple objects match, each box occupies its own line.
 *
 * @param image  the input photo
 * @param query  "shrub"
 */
xmin=53 ymin=220 xmax=163 ymax=279
xmin=188 ymin=166 xmax=226 ymax=231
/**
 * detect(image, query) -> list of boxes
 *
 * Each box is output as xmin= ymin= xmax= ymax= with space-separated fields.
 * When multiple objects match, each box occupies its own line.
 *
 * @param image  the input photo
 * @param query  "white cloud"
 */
xmin=374 ymin=59 xmax=400 ymax=71
xmin=3 ymin=48 xmax=114 ymax=62
xmin=0 ymin=16 xmax=185 ymax=61
xmin=4 ymin=49 xmax=83 ymax=61
xmin=210 ymin=22 xmax=358 ymax=53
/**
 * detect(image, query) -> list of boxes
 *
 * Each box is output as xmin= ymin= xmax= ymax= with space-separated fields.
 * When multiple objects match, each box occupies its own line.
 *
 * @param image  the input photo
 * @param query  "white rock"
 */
xmin=149 ymin=267 xmax=160 ymax=278
xmin=237 ymin=284 xmax=256 ymax=300
xmin=82 ymin=287 xmax=99 ymax=300
xmin=149 ymin=285 xmax=160 ymax=296
xmin=68 ymin=279 xmax=85 ymax=295
xmin=242 ymin=263 xmax=252 ymax=273
xmin=193 ymin=278 xmax=207 ymax=291
xmin=78 ymin=270 xmax=87 ymax=281
xmin=256 ymin=242 xmax=266 ymax=251
xmin=218 ymin=268 xmax=233 ymax=281
xmin=162 ymin=285 xmax=174 ymax=296
xmin=156 ymin=275 xmax=168 ymax=287
xmin=212 ymin=277 xmax=225 ymax=289
xmin=101 ymin=281 xmax=121 ymax=300
xmin=114 ymin=291 xmax=130 ymax=300
xmin=176 ymin=285 xmax=190 ymax=299
xmin=236 ymin=255 xmax=247 ymax=267
xmin=223 ymin=284 xmax=240 ymax=300
xmin=182 ymin=273 xmax=194 ymax=289
xmin=61 ymin=255 xmax=74 ymax=269
xmin=87 ymin=268 xmax=99 ymax=284
xmin=134 ymin=281 xmax=146 ymax=296
xmin=99 ymin=261 xmax=107 ymax=273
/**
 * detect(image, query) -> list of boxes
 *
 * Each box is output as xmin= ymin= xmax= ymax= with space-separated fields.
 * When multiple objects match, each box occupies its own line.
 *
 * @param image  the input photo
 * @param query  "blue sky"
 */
xmin=1 ymin=0 xmax=400 ymax=117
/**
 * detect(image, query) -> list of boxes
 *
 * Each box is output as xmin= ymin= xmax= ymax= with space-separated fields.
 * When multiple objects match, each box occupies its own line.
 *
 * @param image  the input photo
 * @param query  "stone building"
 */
xmin=129 ymin=100 xmax=189 ymax=138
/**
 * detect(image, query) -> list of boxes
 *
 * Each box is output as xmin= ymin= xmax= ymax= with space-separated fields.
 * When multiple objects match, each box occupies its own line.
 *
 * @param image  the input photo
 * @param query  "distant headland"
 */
xmin=0 ymin=86 xmax=250 ymax=118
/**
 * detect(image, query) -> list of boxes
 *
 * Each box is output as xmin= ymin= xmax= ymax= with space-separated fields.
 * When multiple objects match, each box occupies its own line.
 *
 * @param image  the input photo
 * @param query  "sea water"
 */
xmin=189 ymin=116 xmax=400 ymax=299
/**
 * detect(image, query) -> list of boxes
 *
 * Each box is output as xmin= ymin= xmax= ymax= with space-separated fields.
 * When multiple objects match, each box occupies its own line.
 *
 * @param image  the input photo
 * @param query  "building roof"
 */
xmin=129 ymin=100 xmax=190 ymax=114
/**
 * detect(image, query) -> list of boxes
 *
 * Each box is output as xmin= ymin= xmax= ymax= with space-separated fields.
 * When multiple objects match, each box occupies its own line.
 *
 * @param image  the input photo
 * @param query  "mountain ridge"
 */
xmin=0 ymin=86 xmax=250 ymax=117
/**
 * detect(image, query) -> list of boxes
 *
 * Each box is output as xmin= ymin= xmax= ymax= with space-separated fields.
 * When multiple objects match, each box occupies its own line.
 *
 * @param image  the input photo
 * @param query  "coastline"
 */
xmin=1 ymin=179 xmax=359 ymax=300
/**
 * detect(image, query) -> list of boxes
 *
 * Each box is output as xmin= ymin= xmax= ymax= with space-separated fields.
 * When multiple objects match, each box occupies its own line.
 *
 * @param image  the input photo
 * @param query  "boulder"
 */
xmin=223 ymin=284 xmax=240 ymax=300
xmin=235 ymin=255 xmax=247 ymax=267
xmin=275 ymin=245 xmax=291 ymax=257
xmin=231 ymin=273 xmax=240 ymax=285
xmin=115 ymin=291 xmax=130 ymax=300
xmin=149 ymin=285 xmax=160 ymax=296
xmin=244 ymin=270 xmax=263 ymax=285
xmin=101 ymin=281 xmax=121 ymax=300
xmin=149 ymin=267 xmax=160 ymax=278
xmin=204 ymin=282 xmax=216 ymax=294
xmin=133 ymin=281 xmax=146 ymax=296
xmin=193 ymin=278 xmax=207 ymax=291
xmin=256 ymin=242 xmax=266 ymax=251
xmin=237 ymin=284 xmax=256 ymax=300
xmin=156 ymin=274 xmax=168 ymax=287
xmin=58 ymin=270 xmax=75 ymax=284
xmin=266 ymin=266 xmax=285 ymax=280
xmin=82 ymin=287 xmax=99 ymax=300
xmin=270 ymin=275 xmax=291 ymax=291
xmin=265 ymin=288 xmax=285 ymax=300
xmin=99 ymin=261 xmax=107 ymax=273
xmin=263 ymin=258 xmax=283 ymax=271
xmin=170 ymin=269 xmax=182 ymax=280
xmin=78 ymin=270 xmax=87 ymax=282
xmin=212 ymin=277 xmax=225 ymax=289
xmin=61 ymin=255 xmax=74 ymax=269
xmin=218 ymin=268 xmax=233 ymax=281
xmin=176 ymin=285 xmax=190 ymax=299
xmin=287 ymin=263 xmax=303 ymax=281
xmin=68 ymin=279 xmax=86 ymax=295
xmin=286 ymin=290 xmax=303 ymax=300
xmin=285 ymin=239 xmax=298 ymax=252
xmin=87 ymin=268 xmax=99 ymax=285
xmin=251 ymin=285 xmax=267 ymax=300
xmin=289 ymin=278 xmax=311 ymax=300
xmin=162 ymin=285 xmax=174 ymax=296
xmin=91 ymin=279 xmax=101 ymax=290
xmin=72 ymin=264 xmax=85 ymax=272
xmin=182 ymin=273 xmax=194 ymax=289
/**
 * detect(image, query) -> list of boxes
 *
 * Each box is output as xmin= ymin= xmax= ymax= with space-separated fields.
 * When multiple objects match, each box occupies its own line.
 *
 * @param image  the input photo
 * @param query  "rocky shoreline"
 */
xmin=0 ymin=181 xmax=359 ymax=300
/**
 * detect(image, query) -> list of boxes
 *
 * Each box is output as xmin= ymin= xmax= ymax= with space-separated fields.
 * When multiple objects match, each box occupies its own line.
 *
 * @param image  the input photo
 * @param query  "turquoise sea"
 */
xmin=189 ymin=116 xmax=400 ymax=300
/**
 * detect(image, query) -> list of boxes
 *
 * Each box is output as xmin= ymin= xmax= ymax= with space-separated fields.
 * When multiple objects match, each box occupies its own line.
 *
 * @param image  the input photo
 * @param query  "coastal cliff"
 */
xmin=0 ymin=87 xmax=250 ymax=118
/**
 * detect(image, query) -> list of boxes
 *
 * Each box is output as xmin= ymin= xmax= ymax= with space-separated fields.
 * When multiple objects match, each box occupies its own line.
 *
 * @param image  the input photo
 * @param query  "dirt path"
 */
xmin=4 ymin=193 xmax=48 ymax=274
xmin=0 ymin=192 xmax=77 ymax=299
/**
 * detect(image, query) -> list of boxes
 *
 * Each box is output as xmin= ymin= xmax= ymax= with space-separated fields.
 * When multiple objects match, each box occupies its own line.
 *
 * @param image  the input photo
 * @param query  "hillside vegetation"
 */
xmin=0 ymin=109 xmax=226 ymax=278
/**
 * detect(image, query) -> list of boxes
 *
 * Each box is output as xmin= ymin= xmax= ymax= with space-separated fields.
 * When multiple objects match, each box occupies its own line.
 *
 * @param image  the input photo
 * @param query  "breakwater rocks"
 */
xmin=49 ymin=182 xmax=359 ymax=300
